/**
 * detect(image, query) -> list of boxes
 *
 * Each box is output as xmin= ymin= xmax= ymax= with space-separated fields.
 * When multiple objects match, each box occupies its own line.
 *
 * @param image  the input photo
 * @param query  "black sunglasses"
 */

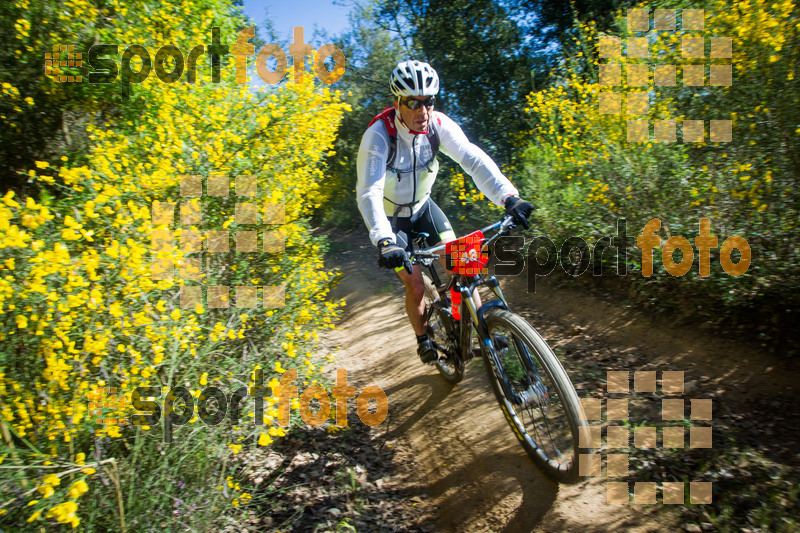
xmin=401 ymin=96 xmax=435 ymax=110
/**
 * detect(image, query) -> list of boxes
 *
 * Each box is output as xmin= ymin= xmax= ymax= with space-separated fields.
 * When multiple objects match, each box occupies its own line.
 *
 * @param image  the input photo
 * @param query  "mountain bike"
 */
xmin=409 ymin=215 xmax=588 ymax=483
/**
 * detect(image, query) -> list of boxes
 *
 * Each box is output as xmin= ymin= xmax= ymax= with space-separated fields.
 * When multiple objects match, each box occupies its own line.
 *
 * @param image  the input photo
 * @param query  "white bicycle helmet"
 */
xmin=390 ymin=60 xmax=439 ymax=97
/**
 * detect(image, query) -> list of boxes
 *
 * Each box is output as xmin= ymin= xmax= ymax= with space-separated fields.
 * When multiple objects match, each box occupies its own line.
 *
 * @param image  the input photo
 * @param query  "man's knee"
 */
xmin=399 ymin=269 xmax=425 ymax=299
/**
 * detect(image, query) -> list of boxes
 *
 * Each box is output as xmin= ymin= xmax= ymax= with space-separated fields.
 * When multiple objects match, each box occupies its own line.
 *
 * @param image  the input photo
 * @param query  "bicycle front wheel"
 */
xmin=482 ymin=308 xmax=586 ymax=483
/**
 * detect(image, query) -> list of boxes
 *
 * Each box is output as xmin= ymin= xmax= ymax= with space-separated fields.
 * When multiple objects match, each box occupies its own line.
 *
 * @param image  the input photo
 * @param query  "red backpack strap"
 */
xmin=368 ymin=106 xmax=397 ymax=136
xmin=367 ymin=107 xmax=439 ymax=171
xmin=368 ymin=107 xmax=399 ymax=169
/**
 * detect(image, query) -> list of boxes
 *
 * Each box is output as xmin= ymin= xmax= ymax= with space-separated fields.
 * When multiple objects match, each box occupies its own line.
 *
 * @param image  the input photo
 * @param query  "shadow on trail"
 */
xmin=245 ymin=409 xmax=436 ymax=532
xmin=380 ymin=373 xmax=456 ymax=441
xmin=428 ymin=449 xmax=557 ymax=533
xmin=366 ymin=358 xmax=566 ymax=532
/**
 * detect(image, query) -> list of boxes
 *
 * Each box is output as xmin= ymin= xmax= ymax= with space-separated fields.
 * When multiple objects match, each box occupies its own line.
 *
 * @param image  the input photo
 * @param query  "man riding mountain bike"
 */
xmin=355 ymin=60 xmax=534 ymax=364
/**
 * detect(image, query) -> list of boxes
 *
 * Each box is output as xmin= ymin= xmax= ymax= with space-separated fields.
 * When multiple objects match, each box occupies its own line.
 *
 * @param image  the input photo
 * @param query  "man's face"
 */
xmin=395 ymin=95 xmax=435 ymax=132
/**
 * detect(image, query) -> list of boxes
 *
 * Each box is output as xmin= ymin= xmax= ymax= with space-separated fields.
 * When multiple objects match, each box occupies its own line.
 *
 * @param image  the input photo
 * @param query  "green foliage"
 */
xmin=376 ymin=0 xmax=533 ymax=162
xmin=516 ymin=0 xmax=800 ymax=347
xmin=0 ymin=0 xmax=113 ymax=191
xmin=518 ymin=0 xmax=640 ymax=43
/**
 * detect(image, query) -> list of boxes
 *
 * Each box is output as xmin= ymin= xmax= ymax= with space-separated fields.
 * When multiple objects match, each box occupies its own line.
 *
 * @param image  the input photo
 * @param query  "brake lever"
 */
xmin=500 ymin=215 xmax=517 ymax=234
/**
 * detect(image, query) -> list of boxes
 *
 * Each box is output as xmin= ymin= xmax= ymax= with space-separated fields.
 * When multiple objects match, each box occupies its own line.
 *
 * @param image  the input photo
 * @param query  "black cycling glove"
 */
xmin=504 ymin=196 xmax=534 ymax=229
xmin=377 ymin=239 xmax=412 ymax=273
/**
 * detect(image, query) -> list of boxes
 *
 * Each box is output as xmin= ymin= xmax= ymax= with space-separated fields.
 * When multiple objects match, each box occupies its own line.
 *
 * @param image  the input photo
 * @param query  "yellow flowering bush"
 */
xmin=1 ymin=0 xmax=349 ymax=529
xmin=518 ymin=0 xmax=799 ymax=316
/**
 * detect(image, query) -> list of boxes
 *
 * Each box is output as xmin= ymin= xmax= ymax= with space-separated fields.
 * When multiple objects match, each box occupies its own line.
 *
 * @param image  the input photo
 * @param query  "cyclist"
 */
xmin=356 ymin=60 xmax=534 ymax=364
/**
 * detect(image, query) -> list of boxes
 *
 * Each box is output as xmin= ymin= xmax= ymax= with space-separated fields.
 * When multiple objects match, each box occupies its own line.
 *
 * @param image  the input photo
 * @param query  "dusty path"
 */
xmin=322 ymin=225 xmax=800 ymax=532
xmin=323 ymin=231 xmax=683 ymax=533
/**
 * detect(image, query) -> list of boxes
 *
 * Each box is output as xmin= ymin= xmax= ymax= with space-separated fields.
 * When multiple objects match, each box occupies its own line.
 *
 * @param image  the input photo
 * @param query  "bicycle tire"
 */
xmin=482 ymin=308 xmax=586 ymax=483
xmin=422 ymin=272 xmax=465 ymax=384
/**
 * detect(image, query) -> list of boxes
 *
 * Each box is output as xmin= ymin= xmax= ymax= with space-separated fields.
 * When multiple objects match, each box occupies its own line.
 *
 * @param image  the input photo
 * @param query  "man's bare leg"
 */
xmin=397 ymin=265 xmax=426 ymax=336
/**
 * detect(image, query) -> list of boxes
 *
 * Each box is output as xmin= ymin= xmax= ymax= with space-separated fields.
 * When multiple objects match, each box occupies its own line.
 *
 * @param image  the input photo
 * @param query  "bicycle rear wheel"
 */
xmin=422 ymin=272 xmax=465 ymax=384
xmin=482 ymin=308 xmax=586 ymax=483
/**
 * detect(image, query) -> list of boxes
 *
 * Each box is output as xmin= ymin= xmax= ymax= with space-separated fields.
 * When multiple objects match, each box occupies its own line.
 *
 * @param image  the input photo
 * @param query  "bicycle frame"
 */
xmin=410 ymin=218 xmax=585 ymax=481
xmin=411 ymin=215 xmax=513 ymax=323
xmin=411 ymin=216 xmax=541 ymax=401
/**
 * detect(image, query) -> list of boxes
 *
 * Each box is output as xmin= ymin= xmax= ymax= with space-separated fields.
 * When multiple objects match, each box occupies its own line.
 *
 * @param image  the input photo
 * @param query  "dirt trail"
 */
xmin=323 ymin=230 xmax=798 ymax=532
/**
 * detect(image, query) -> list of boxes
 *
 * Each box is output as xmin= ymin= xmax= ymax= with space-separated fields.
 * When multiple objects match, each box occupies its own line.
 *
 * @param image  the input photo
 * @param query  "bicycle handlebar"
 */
xmin=409 ymin=214 xmax=517 ymax=264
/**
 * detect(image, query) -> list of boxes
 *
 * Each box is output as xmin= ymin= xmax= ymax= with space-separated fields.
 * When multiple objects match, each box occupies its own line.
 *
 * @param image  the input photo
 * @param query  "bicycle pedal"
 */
xmin=465 ymin=348 xmax=481 ymax=362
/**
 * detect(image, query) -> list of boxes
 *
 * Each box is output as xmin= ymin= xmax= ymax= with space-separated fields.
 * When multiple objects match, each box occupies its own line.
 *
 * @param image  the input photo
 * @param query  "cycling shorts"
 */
xmin=391 ymin=198 xmax=457 ymax=255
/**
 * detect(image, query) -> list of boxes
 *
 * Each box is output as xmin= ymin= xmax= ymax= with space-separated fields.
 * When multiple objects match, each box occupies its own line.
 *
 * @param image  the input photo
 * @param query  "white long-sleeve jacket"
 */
xmin=356 ymin=110 xmax=519 ymax=246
